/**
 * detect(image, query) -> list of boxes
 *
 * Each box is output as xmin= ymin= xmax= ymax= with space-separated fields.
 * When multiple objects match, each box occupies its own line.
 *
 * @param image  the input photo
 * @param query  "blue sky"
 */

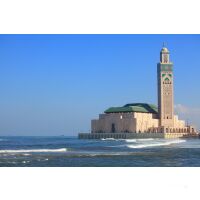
xmin=0 ymin=34 xmax=200 ymax=136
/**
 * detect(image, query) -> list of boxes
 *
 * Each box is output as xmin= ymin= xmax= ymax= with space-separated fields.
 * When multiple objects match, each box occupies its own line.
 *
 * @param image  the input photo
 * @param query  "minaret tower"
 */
xmin=157 ymin=44 xmax=174 ymax=128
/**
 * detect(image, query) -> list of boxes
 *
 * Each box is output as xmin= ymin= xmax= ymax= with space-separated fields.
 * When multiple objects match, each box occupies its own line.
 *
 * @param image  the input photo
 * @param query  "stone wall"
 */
xmin=78 ymin=132 xmax=198 ymax=139
xmin=91 ymin=113 xmax=137 ymax=133
xmin=91 ymin=112 xmax=159 ymax=133
xmin=91 ymin=112 xmax=195 ymax=134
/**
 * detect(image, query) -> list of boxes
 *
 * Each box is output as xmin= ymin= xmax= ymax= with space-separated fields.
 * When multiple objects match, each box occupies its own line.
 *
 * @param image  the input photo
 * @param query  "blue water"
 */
xmin=0 ymin=136 xmax=200 ymax=167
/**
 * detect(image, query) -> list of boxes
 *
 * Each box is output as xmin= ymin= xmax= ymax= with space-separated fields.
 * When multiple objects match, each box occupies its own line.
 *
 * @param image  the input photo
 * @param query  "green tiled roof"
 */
xmin=104 ymin=103 xmax=158 ymax=114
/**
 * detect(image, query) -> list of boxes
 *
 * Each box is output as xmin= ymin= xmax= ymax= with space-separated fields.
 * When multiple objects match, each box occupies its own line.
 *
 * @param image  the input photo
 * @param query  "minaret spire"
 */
xmin=163 ymin=42 xmax=166 ymax=48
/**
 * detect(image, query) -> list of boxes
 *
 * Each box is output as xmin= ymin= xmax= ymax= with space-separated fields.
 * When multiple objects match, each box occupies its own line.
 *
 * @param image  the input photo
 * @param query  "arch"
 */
xmin=165 ymin=77 xmax=170 ymax=81
xmin=184 ymin=129 xmax=187 ymax=133
xmin=164 ymin=77 xmax=171 ymax=84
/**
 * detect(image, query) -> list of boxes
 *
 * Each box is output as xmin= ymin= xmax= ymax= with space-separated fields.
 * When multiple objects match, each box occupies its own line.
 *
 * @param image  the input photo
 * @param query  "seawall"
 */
xmin=78 ymin=132 xmax=198 ymax=139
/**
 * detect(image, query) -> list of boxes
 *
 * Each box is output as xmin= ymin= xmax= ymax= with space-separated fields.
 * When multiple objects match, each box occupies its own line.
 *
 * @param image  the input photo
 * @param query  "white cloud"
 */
xmin=174 ymin=104 xmax=200 ymax=115
xmin=174 ymin=104 xmax=200 ymax=130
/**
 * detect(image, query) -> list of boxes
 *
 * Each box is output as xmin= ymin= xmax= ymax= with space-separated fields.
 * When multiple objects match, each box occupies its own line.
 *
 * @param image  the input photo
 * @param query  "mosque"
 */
xmin=79 ymin=46 xmax=197 ymax=139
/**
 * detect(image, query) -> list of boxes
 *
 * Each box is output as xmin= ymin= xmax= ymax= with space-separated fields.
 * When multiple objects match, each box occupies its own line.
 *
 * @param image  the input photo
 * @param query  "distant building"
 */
xmin=90 ymin=46 xmax=196 ymax=137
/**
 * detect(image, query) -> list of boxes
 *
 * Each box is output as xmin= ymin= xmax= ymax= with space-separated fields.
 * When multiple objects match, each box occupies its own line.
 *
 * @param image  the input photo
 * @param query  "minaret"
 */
xmin=157 ymin=44 xmax=174 ymax=128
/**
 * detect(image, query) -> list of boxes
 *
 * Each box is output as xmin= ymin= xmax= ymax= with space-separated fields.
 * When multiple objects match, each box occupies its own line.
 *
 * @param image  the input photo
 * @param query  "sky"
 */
xmin=0 ymin=34 xmax=200 ymax=136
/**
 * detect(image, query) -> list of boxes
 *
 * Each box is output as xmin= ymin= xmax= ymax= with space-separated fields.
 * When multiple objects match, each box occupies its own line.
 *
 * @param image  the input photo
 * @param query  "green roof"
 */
xmin=104 ymin=103 xmax=158 ymax=114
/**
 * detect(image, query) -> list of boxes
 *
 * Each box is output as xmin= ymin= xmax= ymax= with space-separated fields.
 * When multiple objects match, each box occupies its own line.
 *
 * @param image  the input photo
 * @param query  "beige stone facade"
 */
xmin=92 ymin=112 xmax=158 ymax=133
xmin=91 ymin=112 xmax=195 ymax=134
xmin=91 ymin=46 xmax=196 ymax=136
xmin=157 ymin=47 xmax=174 ymax=127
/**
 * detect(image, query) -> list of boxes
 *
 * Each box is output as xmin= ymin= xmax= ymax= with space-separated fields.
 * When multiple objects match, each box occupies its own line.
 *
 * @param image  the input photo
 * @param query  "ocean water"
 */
xmin=0 ymin=136 xmax=200 ymax=167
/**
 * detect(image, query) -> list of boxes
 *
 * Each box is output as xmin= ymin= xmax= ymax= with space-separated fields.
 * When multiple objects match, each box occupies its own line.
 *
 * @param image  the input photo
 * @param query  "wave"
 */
xmin=61 ymin=152 xmax=137 ymax=157
xmin=125 ymin=139 xmax=137 ymax=142
xmin=23 ymin=153 xmax=31 ymax=156
xmin=0 ymin=148 xmax=68 ymax=153
xmin=125 ymin=138 xmax=154 ymax=143
xmin=127 ymin=139 xmax=186 ymax=148
xmin=101 ymin=138 xmax=116 ymax=141
xmin=22 ymin=160 xmax=30 ymax=164
xmin=88 ymin=152 xmax=131 ymax=157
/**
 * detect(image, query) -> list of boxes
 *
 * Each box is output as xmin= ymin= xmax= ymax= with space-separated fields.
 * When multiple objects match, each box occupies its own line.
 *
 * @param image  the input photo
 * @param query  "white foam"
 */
xmin=101 ymin=138 xmax=115 ymax=141
xmin=127 ymin=139 xmax=186 ymax=148
xmin=23 ymin=153 xmax=31 ymax=156
xmin=125 ymin=139 xmax=137 ymax=142
xmin=0 ymin=148 xmax=68 ymax=153
xmin=137 ymin=138 xmax=155 ymax=141
xmin=125 ymin=138 xmax=154 ymax=143
xmin=22 ymin=161 xmax=30 ymax=164
xmin=88 ymin=152 xmax=131 ymax=157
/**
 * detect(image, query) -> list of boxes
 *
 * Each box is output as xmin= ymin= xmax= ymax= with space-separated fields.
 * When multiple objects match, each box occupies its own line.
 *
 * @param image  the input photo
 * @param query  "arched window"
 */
xmin=164 ymin=77 xmax=170 ymax=84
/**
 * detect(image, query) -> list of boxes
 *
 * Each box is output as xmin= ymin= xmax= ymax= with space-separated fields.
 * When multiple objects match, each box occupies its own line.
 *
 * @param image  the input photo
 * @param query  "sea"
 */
xmin=0 ymin=136 xmax=200 ymax=167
